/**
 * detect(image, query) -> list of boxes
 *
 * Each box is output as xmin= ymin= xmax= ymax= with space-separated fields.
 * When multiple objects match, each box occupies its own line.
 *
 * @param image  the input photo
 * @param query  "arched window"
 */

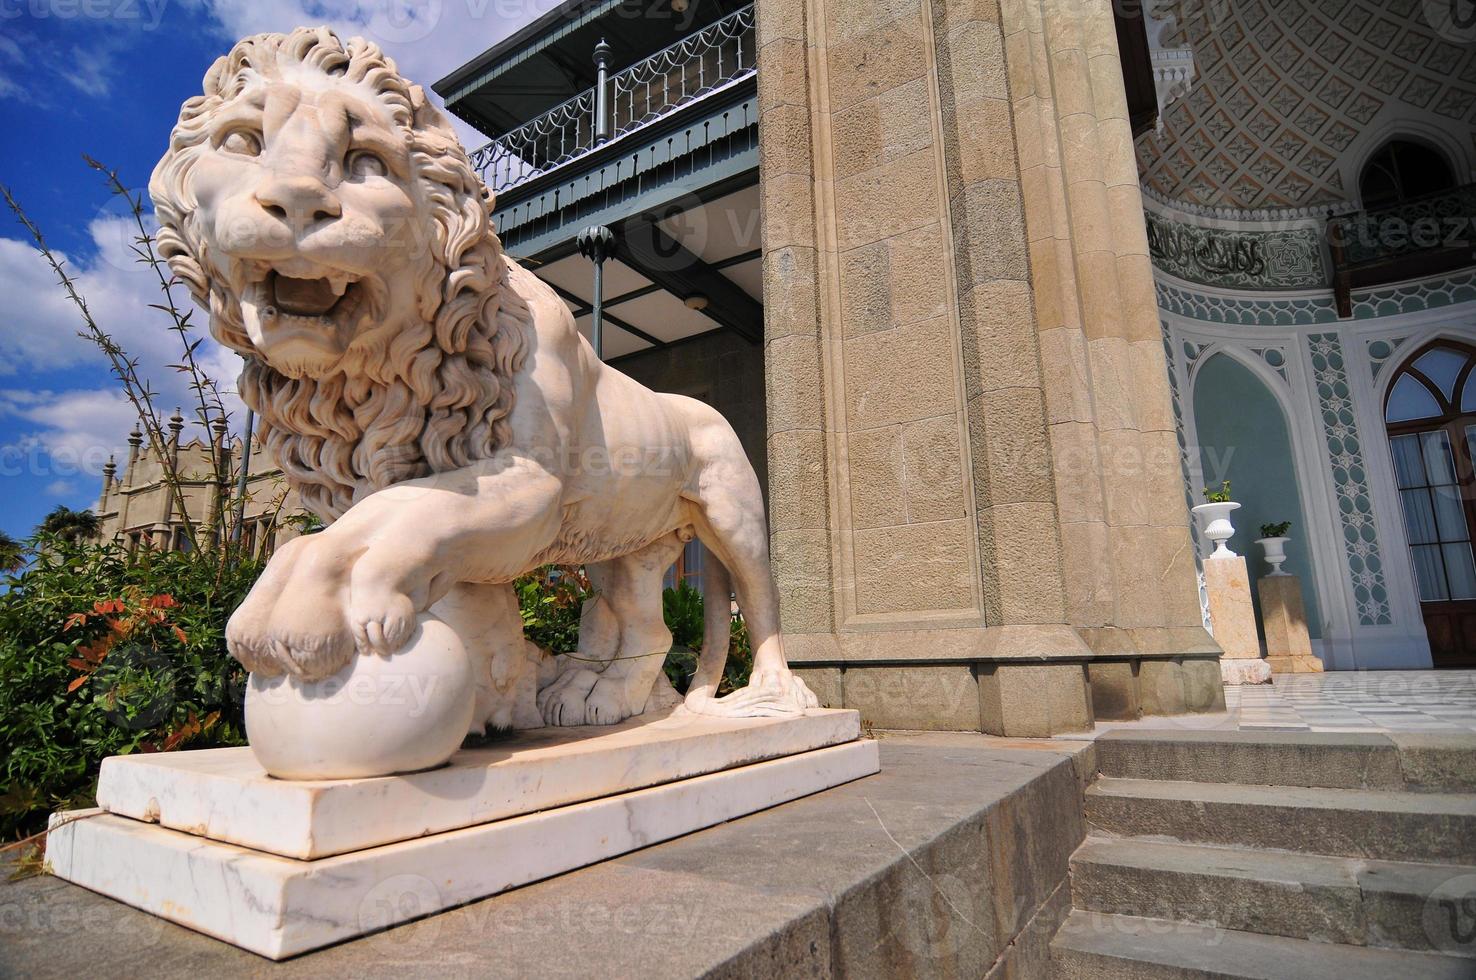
xmin=1360 ymin=140 xmax=1457 ymax=209
xmin=1384 ymin=340 xmax=1476 ymax=667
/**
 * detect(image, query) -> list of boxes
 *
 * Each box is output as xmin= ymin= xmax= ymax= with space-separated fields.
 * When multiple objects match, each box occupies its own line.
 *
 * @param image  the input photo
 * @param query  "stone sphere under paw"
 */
xmin=245 ymin=615 xmax=475 ymax=780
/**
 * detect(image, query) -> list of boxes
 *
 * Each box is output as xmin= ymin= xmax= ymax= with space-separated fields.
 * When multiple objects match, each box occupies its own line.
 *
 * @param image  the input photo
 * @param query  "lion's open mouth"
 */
xmin=238 ymin=263 xmax=368 ymax=357
xmin=257 ymin=269 xmax=364 ymax=324
xmin=271 ymin=273 xmax=342 ymax=317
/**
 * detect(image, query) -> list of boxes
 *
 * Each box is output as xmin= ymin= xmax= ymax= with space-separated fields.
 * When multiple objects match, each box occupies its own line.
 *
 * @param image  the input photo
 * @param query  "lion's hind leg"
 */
xmin=683 ymin=420 xmax=818 ymax=717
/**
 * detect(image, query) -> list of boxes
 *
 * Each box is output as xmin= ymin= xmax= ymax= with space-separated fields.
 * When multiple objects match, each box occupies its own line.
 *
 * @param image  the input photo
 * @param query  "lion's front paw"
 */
xmin=227 ymin=588 xmax=356 ymax=681
xmin=349 ymin=585 xmax=417 ymax=658
xmin=224 ymin=534 xmax=361 ymax=681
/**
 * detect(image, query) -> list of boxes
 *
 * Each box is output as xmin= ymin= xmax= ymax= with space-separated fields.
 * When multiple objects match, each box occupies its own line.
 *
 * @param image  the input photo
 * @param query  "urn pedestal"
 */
xmin=1203 ymin=556 xmax=1271 ymax=685
xmin=1259 ymin=573 xmax=1324 ymax=674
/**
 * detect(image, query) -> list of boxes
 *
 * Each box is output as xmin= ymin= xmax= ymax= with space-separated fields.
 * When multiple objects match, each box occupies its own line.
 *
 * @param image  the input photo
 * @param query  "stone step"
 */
xmin=1094 ymin=730 xmax=1476 ymax=793
xmin=1071 ymin=836 xmax=1476 ymax=955
xmin=1049 ymin=910 xmax=1475 ymax=980
xmin=1086 ymin=777 xmax=1476 ymax=864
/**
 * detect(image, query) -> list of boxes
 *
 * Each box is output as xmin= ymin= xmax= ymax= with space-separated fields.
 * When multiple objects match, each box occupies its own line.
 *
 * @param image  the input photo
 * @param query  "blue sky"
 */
xmin=0 ymin=0 xmax=558 ymax=540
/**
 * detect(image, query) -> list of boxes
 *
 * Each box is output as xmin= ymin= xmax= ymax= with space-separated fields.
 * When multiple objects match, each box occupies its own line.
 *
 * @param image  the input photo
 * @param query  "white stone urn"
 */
xmin=1257 ymin=536 xmax=1290 ymax=576
xmin=1192 ymin=501 xmax=1241 ymax=559
xmin=245 ymin=615 xmax=475 ymax=780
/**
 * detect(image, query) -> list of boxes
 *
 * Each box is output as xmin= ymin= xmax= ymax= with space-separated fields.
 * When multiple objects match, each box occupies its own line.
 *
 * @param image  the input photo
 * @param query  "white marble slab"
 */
xmin=96 ymin=708 xmax=862 ymax=858
xmin=49 ymin=738 xmax=879 ymax=960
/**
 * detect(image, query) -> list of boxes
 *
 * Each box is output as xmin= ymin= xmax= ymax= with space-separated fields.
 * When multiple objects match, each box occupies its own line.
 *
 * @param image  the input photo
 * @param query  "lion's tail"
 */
xmin=682 ymin=546 xmax=732 ymax=713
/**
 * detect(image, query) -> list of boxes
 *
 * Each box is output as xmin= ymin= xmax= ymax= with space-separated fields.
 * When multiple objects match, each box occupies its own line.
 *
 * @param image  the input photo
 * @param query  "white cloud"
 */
xmin=60 ymin=44 xmax=116 ymax=97
xmin=195 ymin=0 xmax=568 ymax=148
xmin=0 ymin=214 xmax=245 ymax=476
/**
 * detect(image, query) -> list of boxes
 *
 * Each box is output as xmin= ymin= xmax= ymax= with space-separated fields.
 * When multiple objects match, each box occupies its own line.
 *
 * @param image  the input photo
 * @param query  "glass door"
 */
xmin=1385 ymin=342 xmax=1476 ymax=667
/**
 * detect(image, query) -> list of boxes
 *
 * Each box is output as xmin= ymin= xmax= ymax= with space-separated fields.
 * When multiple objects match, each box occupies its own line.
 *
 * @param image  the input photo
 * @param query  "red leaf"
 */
xmin=65 ymin=658 xmax=90 ymax=672
xmin=66 ymin=676 xmax=88 ymax=693
xmin=63 ymin=613 xmax=87 ymax=632
xmin=172 ymin=626 xmax=189 ymax=645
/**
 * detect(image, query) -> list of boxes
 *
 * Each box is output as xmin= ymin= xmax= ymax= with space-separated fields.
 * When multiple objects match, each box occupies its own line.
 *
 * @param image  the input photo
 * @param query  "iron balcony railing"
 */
xmin=1327 ymin=182 xmax=1476 ymax=316
xmin=469 ymin=4 xmax=756 ymax=194
xmin=1328 ymin=182 xmax=1476 ymax=267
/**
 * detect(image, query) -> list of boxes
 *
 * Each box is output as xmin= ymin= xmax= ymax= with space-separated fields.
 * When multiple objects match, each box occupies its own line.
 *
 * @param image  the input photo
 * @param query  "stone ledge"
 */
xmin=4 ymin=738 xmax=1089 ymax=978
xmin=784 ymin=624 xmax=1221 ymax=664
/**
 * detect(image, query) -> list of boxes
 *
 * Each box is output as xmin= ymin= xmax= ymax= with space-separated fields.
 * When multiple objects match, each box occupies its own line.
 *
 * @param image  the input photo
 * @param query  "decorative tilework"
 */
xmin=1366 ymin=335 xmax=1410 ymax=379
xmin=1249 ymin=346 xmax=1290 ymax=380
xmin=1307 ymin=333 xmax=1392 ymax=626
xmin=1155 ymin=271 xmax=1476 ymax=325
xmin=1156 ymin=283 xmax=1339 ymax=324
xmin=1162 ymin=322 xmax=1214 ymax=632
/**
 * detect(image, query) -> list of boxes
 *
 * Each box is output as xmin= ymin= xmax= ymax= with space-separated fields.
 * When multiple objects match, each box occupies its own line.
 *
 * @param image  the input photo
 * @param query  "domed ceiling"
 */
xmin=1136 ymin=0 xmax=1476 ymax=213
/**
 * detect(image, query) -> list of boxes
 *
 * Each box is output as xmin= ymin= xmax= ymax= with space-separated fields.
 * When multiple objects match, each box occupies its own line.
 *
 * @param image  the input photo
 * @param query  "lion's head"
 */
xmin=150 ymin=27 xmax=526 ymax=520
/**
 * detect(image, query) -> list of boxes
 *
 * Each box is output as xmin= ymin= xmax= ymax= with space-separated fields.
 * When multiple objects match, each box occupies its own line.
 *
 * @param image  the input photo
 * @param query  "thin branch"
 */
xmin=1 ymin=182 xmax=199 ymax=549
xmin=87 ymin=158 xmax=229 ymax=489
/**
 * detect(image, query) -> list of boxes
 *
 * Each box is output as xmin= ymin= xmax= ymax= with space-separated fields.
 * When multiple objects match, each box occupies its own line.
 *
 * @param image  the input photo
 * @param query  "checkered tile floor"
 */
xmin=1225 ymin=671 xmax=1476 ymax=734
xmin=1081 ymin=671 xmax=1476 ymax=736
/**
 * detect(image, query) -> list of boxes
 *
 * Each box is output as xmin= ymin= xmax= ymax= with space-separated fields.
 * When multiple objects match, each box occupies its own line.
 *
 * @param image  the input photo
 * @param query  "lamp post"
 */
xmin=593 ymin=38 xmax=612 ymax=145
xmin=576 ymin=224 xmax=617 ymax=360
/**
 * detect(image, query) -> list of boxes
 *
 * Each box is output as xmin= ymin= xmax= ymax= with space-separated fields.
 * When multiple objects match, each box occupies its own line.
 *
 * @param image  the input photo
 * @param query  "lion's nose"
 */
xmin=254 ymin=176 xmax=342 ymax=233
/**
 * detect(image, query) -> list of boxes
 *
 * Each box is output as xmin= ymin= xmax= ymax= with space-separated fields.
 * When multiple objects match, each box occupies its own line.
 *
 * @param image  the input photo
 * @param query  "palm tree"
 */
xmin=37 ymin=506 xmax=103 ymax=543
xmin=0 ymin=530 xmax=24 ymax=574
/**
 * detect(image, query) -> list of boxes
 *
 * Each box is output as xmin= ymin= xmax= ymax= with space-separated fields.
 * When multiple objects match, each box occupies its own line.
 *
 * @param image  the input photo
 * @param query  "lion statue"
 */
xmin=150 ymin=26 xmax=816 ymax=738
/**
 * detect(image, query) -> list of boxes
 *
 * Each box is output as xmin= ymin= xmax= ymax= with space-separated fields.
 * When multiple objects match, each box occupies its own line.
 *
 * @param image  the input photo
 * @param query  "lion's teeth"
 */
xmin=327 ymin=274 xmax=351 ymax=296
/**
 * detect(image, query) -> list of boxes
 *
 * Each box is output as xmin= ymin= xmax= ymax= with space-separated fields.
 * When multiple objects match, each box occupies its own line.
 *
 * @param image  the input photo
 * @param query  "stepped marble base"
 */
xmin=93 ymin=708 xmax=863 ymax=858
xmin=46 ymin=710 xmax=878 ymax=960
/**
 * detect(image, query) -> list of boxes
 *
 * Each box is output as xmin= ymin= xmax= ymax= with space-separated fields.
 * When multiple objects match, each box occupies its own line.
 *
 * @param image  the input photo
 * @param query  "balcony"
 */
xmin=468 ymin=5 xmax=756 ymax=197
xmin=1328 ymin=182 xmax=1476 ymax=317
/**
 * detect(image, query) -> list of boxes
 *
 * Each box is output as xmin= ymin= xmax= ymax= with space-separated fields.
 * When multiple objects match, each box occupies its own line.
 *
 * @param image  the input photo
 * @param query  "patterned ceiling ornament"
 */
xmin=1137 ymin=0 xmax=1476 ymax=212
xmin=1139 ymin=183 xmax=1358 ymax=224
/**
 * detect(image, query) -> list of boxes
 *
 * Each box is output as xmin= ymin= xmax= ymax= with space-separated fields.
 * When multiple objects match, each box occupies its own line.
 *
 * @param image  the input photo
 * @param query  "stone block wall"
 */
xmin=758 ymin=0 xmax=1224 ymax=734
xmin=612 ymin=328 xmax=769 ymax=497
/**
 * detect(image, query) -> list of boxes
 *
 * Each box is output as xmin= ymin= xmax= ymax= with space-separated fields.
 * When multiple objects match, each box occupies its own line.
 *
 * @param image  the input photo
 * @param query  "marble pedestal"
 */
xmin=46 ymin=708 xmax=877 ymax=959
xmin=1259 ymin=574 xmax=1324 ymax=674
xmin=1204 ymin=557 xmax=1271 ymax=685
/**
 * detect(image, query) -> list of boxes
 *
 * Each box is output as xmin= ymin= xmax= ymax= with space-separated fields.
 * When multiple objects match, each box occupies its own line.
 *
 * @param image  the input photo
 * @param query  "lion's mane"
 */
xmin=149 ymin=27 xmax=528 ymax=520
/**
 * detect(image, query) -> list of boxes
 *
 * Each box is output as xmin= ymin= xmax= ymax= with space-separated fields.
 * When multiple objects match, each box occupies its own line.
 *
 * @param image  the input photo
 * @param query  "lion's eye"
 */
xmin=346 ymin=149 xmax=387 ymax=179
xmin=221 ymin=129 xmax=262 ymax=156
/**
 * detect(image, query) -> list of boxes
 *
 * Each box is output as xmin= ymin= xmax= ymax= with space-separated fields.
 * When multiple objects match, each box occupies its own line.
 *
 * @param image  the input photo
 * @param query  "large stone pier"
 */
xmin=758 ymin=0 xmax=1222 ymax=733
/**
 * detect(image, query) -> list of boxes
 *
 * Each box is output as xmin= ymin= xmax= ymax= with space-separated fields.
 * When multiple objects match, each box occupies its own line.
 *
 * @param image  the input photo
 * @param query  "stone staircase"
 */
xmin=1049 ymin=730 xmax=1476 ymax=979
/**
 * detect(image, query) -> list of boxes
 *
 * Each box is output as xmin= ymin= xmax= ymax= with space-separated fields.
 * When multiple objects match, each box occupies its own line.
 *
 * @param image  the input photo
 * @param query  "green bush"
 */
xmin=514 ymin=565 xmax=592 ymax=654
xmin=1 ymin=552 xmax=755 ymax=839
xmin=661 ymin=579 xmax=752 ymax=696
xmin=0 ymin=536 xmax=260 ymax=839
